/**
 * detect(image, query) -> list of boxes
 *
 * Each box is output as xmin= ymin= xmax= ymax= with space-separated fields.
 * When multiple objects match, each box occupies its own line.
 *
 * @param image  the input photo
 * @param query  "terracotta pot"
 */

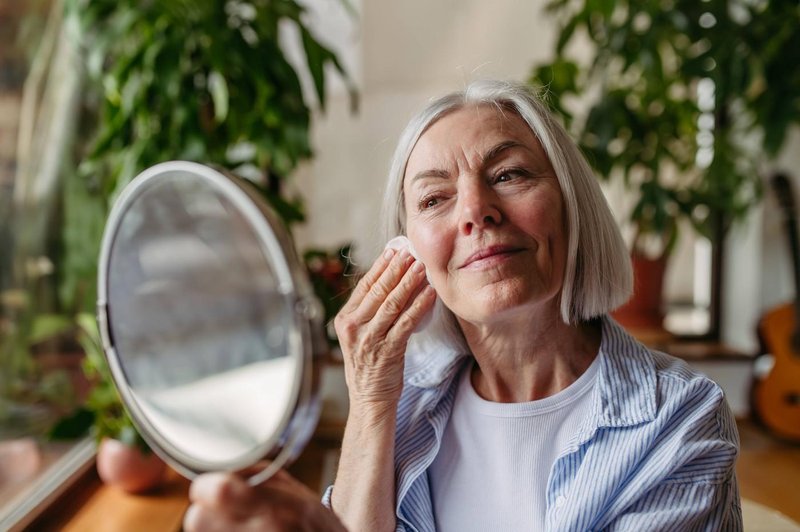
xmin=96 ymin=438 xmax=166 ymax=493
xmin=612 ymin=253 xmax=668 ymax=330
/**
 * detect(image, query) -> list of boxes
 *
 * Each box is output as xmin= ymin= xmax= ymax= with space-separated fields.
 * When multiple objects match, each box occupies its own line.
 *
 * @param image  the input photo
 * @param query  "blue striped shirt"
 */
xmin=324 ymin=316 xmax=742 ymax=531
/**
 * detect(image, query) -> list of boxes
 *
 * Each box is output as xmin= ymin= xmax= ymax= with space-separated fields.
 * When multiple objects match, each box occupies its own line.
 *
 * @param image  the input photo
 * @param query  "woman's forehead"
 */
xmin=406 ymin=104 xmax=544 ymax=174
xmin=425 ymin=104 xmax=531 ymax=146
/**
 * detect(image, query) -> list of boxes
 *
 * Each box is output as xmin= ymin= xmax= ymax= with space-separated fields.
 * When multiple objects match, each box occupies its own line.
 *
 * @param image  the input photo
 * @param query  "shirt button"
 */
xmin=555 ymin=495 xmax=566 ymax=508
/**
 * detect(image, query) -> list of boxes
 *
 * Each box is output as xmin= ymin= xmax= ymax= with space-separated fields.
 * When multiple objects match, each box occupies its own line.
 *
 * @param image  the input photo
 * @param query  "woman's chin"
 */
xmin=448 ymin=279 xmax=559 ymax=324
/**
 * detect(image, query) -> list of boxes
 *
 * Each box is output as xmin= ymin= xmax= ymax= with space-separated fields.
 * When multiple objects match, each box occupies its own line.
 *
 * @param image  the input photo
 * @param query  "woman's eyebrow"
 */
xmin=481 ymin=140 xmax=530 ymax=164
xmin=410 ymin=140 xmax=534 ymax=183
xmin=410 ymin=168 xmax=450 ymax=184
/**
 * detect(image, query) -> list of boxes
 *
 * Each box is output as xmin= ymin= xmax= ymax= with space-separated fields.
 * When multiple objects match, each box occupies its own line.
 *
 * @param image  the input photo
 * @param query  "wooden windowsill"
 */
xmin=31 ymin=464 xmax=191 ymax=531
xmin=623 ymin=325 xmax=754 ymax=361
xmin=0 ymin=437 xmax=95 ymax=531
xmin=18 ymin=419 xmax=345 ymax=531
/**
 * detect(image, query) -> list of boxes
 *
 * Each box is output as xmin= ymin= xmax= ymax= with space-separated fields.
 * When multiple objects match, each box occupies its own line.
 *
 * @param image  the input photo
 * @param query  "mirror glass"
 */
xmin=98 ymin=162 xmax=321 ymax=481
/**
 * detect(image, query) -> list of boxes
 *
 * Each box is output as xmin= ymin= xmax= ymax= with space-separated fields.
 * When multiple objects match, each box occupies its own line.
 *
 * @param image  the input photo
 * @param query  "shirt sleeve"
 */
xmin=603 ymin=379 xmax=743 ymax=531
xmin=604 ymin=472 xmax=742 ymax=531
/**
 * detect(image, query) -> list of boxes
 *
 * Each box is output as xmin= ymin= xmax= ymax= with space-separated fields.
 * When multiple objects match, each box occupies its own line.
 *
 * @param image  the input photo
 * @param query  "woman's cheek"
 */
xmin=408 ymin=221 xmax=451 ymax=287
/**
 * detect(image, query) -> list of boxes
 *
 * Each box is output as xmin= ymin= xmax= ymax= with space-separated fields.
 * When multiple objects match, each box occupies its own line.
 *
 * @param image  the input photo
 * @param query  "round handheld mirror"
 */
xmin=96 ymin=161 xmax=326 ymax=485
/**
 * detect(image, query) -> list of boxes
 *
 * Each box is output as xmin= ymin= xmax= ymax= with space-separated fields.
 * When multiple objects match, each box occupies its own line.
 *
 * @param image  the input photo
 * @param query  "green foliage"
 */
xmin=49 ymin=312 xmax=149 ymax=452
xmin=61 ymin=0 xmax=356 ymax=312
xmin=48 ymin=0 xmax=357 ymax=446
xmin=0 ymin=304 xmax=76 ymax=417
xmin=530 ymin=0 xmax=799 ymax=253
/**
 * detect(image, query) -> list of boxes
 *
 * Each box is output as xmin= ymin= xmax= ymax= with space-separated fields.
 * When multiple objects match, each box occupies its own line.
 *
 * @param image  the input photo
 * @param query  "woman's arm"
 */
xmin=601 ymin=381 xmax=742 ymax=531
xmin=330 ymin=248 xmax=435 ymax=531
xmin=604 ymin=477 xmax=741 ymax=531
xmin=330 ymin=402 xmax=399 ymax=531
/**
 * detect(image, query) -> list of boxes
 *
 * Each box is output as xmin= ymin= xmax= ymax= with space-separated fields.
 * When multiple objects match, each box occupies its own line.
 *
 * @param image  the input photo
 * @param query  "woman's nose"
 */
xmin=458 ymin=183 xmax=502 ymax=234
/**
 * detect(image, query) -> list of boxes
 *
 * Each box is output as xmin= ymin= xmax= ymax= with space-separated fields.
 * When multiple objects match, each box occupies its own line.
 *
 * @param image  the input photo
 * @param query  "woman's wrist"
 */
xmin=346 ymin=399 xmax=398 ymax=429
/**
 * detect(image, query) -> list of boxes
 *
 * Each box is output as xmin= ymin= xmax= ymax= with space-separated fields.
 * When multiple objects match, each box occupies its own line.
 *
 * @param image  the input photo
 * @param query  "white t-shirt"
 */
xmin=429 ymin=355 xmax=600 ymax=531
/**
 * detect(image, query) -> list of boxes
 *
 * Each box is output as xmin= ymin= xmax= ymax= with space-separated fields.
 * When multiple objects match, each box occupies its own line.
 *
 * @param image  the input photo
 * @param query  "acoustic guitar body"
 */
xmin=753 ymin=173 xmax=800 ymax=442
xmin=755 ymin=302 xmax=800 ymax=441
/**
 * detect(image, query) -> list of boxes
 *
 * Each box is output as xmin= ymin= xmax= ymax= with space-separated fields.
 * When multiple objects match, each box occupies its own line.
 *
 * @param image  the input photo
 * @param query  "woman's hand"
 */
xmin=334 ymin=248 xmax=436 ymax=410
xmin=183 ymin=470 xmax=347 ymax=532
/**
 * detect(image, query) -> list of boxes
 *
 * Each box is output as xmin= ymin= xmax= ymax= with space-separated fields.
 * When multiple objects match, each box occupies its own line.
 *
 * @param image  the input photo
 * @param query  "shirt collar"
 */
xmin=574 ymin=316 xmax=657 ymax=445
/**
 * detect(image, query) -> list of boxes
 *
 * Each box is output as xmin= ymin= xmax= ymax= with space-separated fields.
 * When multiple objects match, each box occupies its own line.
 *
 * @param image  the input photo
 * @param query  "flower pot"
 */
xmin=612 ymin=253 xmax=668 ymax=331
xmin=96 ymin=438 xmax=166 ymax=493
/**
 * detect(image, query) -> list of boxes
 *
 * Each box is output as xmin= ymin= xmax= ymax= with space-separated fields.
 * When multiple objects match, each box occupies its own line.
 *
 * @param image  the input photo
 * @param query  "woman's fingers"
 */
xmin=189 ymin=473 xmax=257 ymax=519
xmin=357 ymin=251 xmax=415 ymax=317
xmin=348 ymin=251 xmax=418 ymax=325
xmin=369 ymin=260 xmax=430 ymax=332
xmin=184 ymin=503 xmax=236 ymax=532
xmin=185 ymin=470 xmax=346 ymax=532
xmin=386 ymin=284 xmax=437 ymax=342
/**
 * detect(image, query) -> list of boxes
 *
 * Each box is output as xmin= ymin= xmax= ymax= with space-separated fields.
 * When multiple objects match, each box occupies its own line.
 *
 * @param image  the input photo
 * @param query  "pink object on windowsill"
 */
xmin=0 ymin=438 xmax=42 ymax=486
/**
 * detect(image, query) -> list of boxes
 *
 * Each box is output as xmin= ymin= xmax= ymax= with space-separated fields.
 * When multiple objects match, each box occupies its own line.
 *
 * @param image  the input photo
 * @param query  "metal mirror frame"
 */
xmin=96 ymin=161 xmax=325 ymax=485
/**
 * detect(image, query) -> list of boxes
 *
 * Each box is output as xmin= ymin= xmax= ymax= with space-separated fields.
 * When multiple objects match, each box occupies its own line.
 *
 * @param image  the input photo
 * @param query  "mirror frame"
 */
xmin=96 ymin=161 xmax=325 ymax=484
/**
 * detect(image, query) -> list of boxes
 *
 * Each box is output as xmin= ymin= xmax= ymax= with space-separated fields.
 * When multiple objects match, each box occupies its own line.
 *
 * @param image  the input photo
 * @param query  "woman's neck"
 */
xmin=458 ymin=308 xmax=602 ymax=403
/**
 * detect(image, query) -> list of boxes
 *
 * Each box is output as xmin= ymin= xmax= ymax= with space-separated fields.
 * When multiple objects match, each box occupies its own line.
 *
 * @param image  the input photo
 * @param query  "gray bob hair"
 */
xmin=381 ymin=79 xmax=632 ymax=324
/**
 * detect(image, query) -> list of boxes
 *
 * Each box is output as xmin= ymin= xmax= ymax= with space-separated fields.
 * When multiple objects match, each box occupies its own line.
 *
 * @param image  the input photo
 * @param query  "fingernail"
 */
xmin=183 ymin=504 xmax=200 ymax=529
xmin=189 ymin=473 xmax=226 ymax=502
xmin=383 ymin=248 xmax=394 ymax=260
xmin=412 ymin=260 xmax=425 ymax=272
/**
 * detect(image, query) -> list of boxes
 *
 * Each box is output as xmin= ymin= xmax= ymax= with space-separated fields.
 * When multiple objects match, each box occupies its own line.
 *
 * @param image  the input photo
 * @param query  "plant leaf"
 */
xmin=207 ymin=70 xmax=229 ymax=123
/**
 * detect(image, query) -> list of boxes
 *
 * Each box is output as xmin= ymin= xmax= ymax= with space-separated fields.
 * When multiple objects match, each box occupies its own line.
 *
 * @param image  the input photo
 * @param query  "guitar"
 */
xmin=753 ymin=172 xmax=800 ymax=442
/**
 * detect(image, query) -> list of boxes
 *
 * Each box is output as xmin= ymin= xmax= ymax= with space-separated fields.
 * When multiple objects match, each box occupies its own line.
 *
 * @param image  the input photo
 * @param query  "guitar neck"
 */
xmin=772 ymin=172 xmax=800 ymax=351
xmin=787 ymin=215 xmax=800 ymax=320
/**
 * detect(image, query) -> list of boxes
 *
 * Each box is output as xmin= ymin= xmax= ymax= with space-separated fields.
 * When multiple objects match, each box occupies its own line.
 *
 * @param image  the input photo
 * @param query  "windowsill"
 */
xmin=0 ymin=437 xmax=95 ymax=531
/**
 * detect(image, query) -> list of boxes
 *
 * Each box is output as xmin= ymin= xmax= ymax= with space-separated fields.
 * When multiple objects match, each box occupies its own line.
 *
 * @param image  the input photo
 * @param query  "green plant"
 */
xmin=61 ymin=0 xmax=356 ymax=313
xmin=46 ymin=0 xmax=357 ymax=445
xmin=54 ymin=0 xmax=355 ymax=446
xmin=49 ymin=313 xmax=147 ymax=451
xmin=0 ymin=0 xmax=81 ymax=435
xmin=0 ymin=306 xmax=77 ymax=437
xmin=530 ymin=0 xmax=799 ymax=256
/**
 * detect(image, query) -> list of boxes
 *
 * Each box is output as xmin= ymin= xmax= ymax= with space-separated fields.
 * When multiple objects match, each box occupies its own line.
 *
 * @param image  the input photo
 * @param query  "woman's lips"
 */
xmin=459 ymin=245 xmax=525 ymax=270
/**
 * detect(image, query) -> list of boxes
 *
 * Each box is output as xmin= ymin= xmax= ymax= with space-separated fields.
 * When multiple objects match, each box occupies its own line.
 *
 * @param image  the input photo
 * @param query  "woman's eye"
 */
xmin=419 ymin=196 xmax=440 ymax=210
xmin=493 ymin=169 xmax=522 ymax=184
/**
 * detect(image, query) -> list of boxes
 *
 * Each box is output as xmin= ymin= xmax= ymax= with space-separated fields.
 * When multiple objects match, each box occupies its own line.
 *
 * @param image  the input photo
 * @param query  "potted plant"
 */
xmin=49 ymin=313 xmax=166 ymax=493
xmin=529 ymin=0 xmax=800 ymax=334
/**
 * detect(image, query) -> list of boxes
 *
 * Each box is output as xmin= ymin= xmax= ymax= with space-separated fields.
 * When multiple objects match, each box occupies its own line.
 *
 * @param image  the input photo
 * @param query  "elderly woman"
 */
xmin=184 ymin=80 xmax=741 ymax=532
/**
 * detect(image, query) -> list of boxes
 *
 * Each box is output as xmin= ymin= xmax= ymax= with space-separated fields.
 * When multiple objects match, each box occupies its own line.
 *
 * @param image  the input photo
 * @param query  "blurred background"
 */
xmin=1 ymin=0 xmax=799 ymax=529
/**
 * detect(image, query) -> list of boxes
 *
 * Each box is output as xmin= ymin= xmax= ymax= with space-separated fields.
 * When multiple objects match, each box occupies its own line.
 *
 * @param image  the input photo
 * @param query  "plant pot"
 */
xmin=612 ymin=253 xmax=668 ymax=331
xmin=96 ymin=438 xmax=166 ymax=493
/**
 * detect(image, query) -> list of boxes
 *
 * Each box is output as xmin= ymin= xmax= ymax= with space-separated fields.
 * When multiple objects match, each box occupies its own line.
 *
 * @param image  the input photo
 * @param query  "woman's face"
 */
xmin=403 ymin=104 xmax=568 ymax=324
